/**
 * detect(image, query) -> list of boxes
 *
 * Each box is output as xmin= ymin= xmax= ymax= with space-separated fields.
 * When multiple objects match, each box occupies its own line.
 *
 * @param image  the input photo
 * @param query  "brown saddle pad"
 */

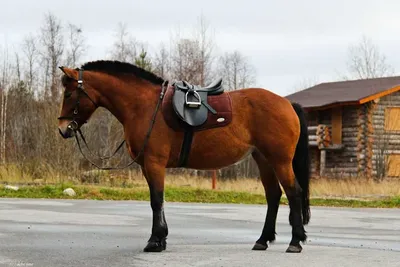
xmin=162 ymin=84 xmax=233 ymax=132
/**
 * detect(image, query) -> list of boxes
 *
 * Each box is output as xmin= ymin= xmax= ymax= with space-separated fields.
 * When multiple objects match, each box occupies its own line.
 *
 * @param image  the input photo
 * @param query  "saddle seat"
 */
xmin=174 ymin=78 xmax=224 ymax=95
xmin=171 ymin=78 xmax=225 ymax=127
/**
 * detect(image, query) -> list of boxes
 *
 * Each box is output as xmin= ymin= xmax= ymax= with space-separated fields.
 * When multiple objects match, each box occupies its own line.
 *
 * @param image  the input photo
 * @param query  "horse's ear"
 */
xmin=59 ymin=66 xmax=78 ymax=80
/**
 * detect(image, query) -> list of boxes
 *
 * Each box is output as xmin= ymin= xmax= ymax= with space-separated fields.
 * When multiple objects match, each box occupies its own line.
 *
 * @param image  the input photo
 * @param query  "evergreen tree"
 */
xmin=135 ymin=48 xmax=152 ymax=71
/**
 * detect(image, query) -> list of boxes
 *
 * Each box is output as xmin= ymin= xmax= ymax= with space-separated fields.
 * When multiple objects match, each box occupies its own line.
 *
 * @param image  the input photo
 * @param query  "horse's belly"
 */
xmin=182 ymin=128 xmax=254 ymax=170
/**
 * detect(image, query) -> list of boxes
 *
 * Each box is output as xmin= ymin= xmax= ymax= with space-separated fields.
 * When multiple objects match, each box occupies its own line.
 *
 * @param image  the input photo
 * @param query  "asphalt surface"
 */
xmin=0 ymin=198 xmax=399 ymax=267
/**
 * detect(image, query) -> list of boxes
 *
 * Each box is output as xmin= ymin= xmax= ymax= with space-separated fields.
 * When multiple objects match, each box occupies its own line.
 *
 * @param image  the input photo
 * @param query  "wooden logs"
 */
xmin=316 ymin=124 xmax=331 ymax=148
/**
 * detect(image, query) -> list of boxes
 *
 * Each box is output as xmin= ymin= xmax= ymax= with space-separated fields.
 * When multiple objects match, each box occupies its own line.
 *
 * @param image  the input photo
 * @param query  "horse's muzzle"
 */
xmin=58 ymin=121 xmax=78 ymax=139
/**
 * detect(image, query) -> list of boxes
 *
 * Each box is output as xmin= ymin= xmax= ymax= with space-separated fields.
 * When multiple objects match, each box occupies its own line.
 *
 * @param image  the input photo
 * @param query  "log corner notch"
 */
xmin=315 ymin=123 xmax=344 ymax=151
xmin=317 ymin=107 xmax=345 ymax=151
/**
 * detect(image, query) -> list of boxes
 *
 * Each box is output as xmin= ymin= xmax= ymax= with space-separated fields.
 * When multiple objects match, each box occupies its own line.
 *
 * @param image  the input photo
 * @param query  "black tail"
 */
xmin=291 ymin=102 xmax=311 ymax=225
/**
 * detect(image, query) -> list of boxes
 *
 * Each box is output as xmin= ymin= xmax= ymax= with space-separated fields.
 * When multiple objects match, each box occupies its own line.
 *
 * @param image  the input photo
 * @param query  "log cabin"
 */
xmin=286 ymin=76 xmax=400 ymax=179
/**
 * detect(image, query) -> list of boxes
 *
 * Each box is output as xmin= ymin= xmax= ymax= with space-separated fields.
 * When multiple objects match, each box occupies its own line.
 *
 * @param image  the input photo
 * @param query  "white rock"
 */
xmin=63 ymin=188 xmax=76 ymax=197
xmin=4 ymin=185 xmax=19 ymax=191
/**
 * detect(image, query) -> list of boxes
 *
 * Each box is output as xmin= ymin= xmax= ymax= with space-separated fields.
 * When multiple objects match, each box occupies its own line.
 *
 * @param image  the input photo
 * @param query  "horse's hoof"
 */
xmin=286 ymin=244 xmax=302 ymax=253
xmin=143 ymin=239 xmax=167 ymax=252
xmin=252 ymin=242 xmax=268 ymax=250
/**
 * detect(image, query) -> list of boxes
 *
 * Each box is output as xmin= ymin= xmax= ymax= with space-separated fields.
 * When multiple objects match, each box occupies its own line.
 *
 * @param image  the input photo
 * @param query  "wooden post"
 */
xmin=320 ymin=150 xmax=326 ymax=177
xmin=212 ymin=170 xmax=217 ymax=189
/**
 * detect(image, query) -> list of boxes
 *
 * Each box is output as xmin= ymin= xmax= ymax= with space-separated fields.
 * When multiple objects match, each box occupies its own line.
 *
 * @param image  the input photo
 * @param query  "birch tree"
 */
xmin=0 ymin=45 xmax=11 ymax=164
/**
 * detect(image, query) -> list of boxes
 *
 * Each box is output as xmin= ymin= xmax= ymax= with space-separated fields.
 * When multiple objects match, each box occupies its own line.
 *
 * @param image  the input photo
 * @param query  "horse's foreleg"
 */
xmin=142 ymin=163 xmax=168 ymax=252
xmin=251 ymin=150 xmax=282 ymax=251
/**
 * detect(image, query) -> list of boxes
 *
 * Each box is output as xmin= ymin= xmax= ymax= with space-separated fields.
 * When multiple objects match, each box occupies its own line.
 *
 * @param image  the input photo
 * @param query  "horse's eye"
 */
xmin=64 ymin=91 xmax=72 ymax=98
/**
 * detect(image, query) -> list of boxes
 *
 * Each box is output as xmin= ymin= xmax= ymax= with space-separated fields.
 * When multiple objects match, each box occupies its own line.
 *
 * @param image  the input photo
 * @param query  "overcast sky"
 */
xmin=2 ymin=0 xmax=400 ymax=96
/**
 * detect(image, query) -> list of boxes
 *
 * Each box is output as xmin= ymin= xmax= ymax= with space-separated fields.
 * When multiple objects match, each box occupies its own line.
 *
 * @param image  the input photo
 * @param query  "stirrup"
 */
xmin=185 ymin=90 xmax=201 ymax=108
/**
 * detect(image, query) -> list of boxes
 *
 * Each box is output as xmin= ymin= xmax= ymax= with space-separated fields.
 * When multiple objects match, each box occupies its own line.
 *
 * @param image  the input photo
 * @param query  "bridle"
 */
xmin=58 ymin=68 xmax=98 ymax=131
xmin=58 ymin=68 xmax=168 ymax=170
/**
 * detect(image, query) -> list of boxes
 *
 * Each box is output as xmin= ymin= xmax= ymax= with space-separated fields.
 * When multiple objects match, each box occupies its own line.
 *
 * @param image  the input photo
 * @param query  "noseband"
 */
xmin=58 ymin=68 xmax=168 ymax=170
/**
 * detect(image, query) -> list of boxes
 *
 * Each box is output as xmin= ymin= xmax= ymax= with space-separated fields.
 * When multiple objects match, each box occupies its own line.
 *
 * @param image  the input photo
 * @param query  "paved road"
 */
xmin=0 ymin=198 xmax=399 ymax=267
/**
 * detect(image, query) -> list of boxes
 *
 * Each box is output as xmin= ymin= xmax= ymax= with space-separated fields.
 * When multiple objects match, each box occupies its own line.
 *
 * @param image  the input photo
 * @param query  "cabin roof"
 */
xmin=285 ymin=76 xmax=400 ymax=110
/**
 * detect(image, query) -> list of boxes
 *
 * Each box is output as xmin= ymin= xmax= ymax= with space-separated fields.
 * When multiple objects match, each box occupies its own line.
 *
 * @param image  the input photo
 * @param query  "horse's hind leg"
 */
xmin=251 ymin=150 xmax=282 ymax=251
xmin=273 ymin=160 xmax=306 ymax=253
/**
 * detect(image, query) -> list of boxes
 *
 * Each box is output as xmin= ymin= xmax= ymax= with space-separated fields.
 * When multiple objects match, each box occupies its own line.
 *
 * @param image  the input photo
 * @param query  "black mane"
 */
xmin=80 ymin=60 xmax=165 ymax=85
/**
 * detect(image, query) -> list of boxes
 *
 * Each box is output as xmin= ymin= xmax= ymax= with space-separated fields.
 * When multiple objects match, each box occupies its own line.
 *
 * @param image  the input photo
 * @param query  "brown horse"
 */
xmin=57 ymin=60 xmax=311 ymax=254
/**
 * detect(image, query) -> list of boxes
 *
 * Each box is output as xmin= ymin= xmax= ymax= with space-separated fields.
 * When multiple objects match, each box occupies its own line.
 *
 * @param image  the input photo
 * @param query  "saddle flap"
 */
xmin=172 ymin=89 xmax=208 ymax=127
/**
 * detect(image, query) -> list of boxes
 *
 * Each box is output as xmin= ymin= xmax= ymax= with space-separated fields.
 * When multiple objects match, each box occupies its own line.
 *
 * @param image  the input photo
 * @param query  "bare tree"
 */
xmin=346 ymin=35 xmax=394 ymax=79
xmin=14 ymin=52 xmax=22 ymax=83
xmin=169 ymin=14 xmax=216 ymax=85
xmin=22 ymin=35 xmax=39 ymax=91
xmin=170 ymin=38 xmax=202 ymax=82
xmin=40 ymin=12 xmax=64 ymax=100
xmin=66 ymin=23 xmax=86 ymax=67
xmin=109 ymin=22 xmax=138 ymax=62
xmin=152 ymin=43 xmax=170 ymax=78
xmin=217 ymin=50 xmax=256 ymax=91
xmin=291 ymin=76 xmax=320 ymax=93
xmin=194 ymin=14 xmax=215 ymax=86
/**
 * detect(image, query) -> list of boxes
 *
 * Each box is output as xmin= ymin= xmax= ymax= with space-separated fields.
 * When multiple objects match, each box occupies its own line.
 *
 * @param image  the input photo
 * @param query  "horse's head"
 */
xmin=58 ymin=66 xmax=99 ymax=139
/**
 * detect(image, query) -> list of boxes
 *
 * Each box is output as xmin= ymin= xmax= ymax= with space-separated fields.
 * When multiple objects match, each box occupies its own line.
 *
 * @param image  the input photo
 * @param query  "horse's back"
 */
xmin=228 ymin=87 xmax=299 ymax=131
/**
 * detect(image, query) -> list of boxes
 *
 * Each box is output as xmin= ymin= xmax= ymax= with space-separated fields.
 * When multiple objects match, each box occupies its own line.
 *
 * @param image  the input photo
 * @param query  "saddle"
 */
xmin=172 ymin=78 xmax=224 ymax=127
xmin=161 ymin=78 xmax=233 ymax=167
xmin=162 ymin=78 xmax=232 ymax=131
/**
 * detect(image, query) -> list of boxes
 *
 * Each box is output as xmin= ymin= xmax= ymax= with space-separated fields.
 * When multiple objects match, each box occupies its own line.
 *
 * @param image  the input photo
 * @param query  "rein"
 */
xmin=62 ymin=68 xmax=168 ymax=170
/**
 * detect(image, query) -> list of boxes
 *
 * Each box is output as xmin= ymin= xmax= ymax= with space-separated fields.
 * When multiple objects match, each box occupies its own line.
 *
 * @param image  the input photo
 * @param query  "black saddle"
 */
xmin=172 ymin=78 xmax=224 ymax=127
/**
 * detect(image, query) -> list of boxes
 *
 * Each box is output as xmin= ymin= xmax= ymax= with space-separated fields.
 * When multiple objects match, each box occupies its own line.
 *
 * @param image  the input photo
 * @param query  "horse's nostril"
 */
xmin=59 ymin=128 xmax=66 ymax=138
xmin=59 ymin=127 xmax=70 ymax=139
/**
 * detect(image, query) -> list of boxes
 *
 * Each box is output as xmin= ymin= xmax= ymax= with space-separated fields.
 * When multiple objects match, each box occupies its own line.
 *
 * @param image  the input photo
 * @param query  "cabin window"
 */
xmin=387 ymin=154 xmax=400 ymax=177
xmin=331 ymin=107 xmax=342 ymax=144
xmin=384 ymin=107 xmax=400 ymax=131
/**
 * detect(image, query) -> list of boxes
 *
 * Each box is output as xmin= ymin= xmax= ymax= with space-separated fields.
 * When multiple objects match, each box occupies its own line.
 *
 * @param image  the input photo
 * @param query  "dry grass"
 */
xmin=310 ymin=177 xmax=400 ymax=198
xmin=0 ymin=164 xmax=62 ymax=184
xmin=165 ymin=175 xmax=400 ymax=199
xmin=1 ymin=164 xmax=399 ymax=199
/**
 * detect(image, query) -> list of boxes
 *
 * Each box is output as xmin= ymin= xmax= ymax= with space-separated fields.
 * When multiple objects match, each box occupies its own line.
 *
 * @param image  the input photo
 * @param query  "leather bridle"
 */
xmin=58 ymin=68 xmax=168 ymax=170
xmin=58 ymin=68 xmax=98 ymax=131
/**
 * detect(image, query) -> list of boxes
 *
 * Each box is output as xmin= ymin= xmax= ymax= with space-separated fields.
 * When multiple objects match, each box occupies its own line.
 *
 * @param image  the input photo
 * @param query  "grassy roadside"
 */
xmin=1 ymin=184 xmax=399 ymax=208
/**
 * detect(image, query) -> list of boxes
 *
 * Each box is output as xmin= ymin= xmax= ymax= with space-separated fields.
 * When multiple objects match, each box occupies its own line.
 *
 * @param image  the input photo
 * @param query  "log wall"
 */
xmin=305 ymin=91 xmax=400 ymax=179
xmin=305 ymin=111 xmax=320 ymax=178
xmin=324 ymin=106 xmax=360 ymax=178
xmin=307 ymin=106 xmax=361 ymax=178
xmin=371 ymin=91 xmax=400 ymax=178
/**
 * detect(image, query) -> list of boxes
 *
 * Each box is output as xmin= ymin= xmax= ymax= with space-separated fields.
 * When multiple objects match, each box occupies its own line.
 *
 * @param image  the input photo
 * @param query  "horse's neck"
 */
xmin=95 ymin=76 xmax=159 ymax=124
